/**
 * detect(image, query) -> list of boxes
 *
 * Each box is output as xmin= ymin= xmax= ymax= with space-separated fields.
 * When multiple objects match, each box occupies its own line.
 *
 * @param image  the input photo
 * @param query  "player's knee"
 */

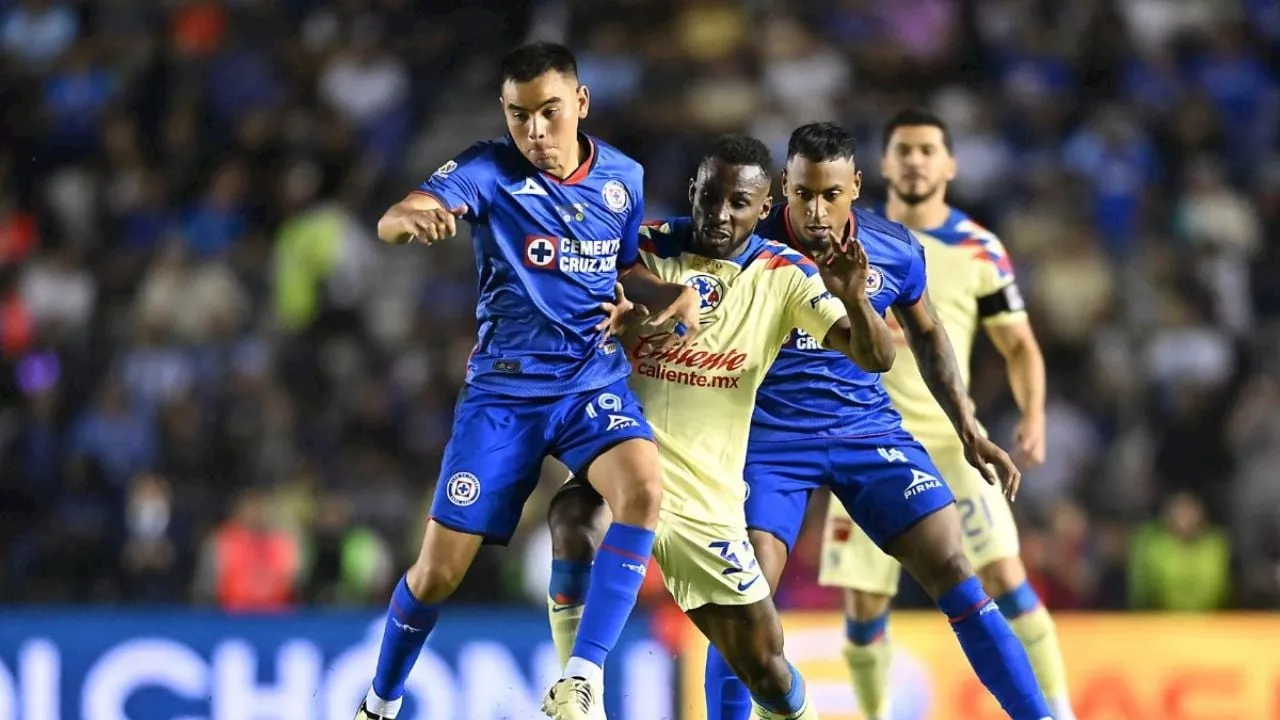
xmin=918 ymin=550 xmax=974 ymax=599
xmin=548 ymin=495 xmax=601 ymax=563
xmin=405 ymin=559 xmax=466 ymax=604
xmin=976 ymin=556 xmax=1027 ymax=598
xmin=844 ymin=589 xmax=892 ymax=621
xmin=606 ymin=469 xmax=662 ymax=527
xmin=733 ymin=649 xmax=792 ymax=700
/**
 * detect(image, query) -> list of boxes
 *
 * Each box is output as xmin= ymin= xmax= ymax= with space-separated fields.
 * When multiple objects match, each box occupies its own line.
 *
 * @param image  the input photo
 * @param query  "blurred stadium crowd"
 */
xmin=2 ymin=0 xmax=1280 ymax=614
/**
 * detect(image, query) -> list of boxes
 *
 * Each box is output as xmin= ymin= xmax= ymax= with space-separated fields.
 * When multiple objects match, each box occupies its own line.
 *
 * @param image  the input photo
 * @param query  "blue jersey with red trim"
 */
xmin=749 ymin=205 xmax=927 ymax=441
xmin=417 ymin=135 xmax=643 ymax=396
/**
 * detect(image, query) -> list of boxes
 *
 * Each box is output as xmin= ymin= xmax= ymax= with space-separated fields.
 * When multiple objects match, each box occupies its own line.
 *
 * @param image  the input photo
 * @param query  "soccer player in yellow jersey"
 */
xmin=543 ymin=134 xmax=897 ymax=720
xmin=819 ymin=108 xmax=1076 ymax=720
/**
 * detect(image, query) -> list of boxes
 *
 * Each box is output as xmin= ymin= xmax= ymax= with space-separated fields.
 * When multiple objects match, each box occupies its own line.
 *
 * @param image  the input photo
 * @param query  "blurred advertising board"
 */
xmin=679 ymin=612 xmax=1280 ymax=720
xmin=0 ymin=609 xmax=674 ymax=720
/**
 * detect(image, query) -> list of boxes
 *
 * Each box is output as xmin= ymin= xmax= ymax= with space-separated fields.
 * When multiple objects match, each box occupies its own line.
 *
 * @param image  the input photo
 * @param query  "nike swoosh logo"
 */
xmin=737 ymin=575 xmax=761 ymax=592
xmin=551 ymin=604 xmax=580 ymax=613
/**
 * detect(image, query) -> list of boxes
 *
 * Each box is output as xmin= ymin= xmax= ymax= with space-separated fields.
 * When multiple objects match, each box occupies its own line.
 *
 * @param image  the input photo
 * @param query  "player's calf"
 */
xmin=978 ymin=557 xmax=1076 ymax=720
xmin=692 ymin=600 xmax=821 ymax=719
xmin=887 ymin=506 xmax=1052 ymax=720
xmin=838 ymin=589 xmax=894 ymax=720
xmin=363 ymin=521 xmax=483 ymax=719
xmin=550 ymin=439 xmax=659 ymax=694
xmin=546 ymin=483 xmax=609 ymax=666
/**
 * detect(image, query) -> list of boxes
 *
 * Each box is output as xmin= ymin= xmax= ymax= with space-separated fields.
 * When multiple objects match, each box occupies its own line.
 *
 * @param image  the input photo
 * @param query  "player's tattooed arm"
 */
xmin=893 ymin=294 xmax=1022 ymax=499
xmin=377 ymin=192 xmax=468 ymax=245
xmin=892 ymin=293 xmax=978 ymax=440
xmin=817 ymin=237 xmax=896 ymax=372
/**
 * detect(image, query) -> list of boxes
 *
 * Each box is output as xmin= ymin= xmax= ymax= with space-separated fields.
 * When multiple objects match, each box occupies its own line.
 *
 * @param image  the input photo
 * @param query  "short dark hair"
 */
xmin=881 ymin=108 xmax=953 ymax=152
xmin=787 ymin=122 xmax=857 ymax=163
xmin=500 ymin=42 xmax=578 ymax=86
xmin=701 ymin=134 xmax=773 ymax=176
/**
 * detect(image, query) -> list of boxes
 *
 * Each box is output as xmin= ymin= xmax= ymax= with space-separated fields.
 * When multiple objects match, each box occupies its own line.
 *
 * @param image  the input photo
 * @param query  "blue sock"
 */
xmin=371 ymin=575 xmax=441 ymax=701
xmin=549 ymin=559 xmax=593 ymax=606
xmin=751 ymin=662 xmax=807 ymax=716
xmin=995 ymin=580 xmax=1042 ymax=620
xmin=567 ymin=522 xmax=655 ymax=672
xmin=938 ymin=576 xmax=1052 ymax=720
xmin=845 ymin=613 xmax=890 ymax=645
xmin=705 ymin=644 xmax=752 ymax=720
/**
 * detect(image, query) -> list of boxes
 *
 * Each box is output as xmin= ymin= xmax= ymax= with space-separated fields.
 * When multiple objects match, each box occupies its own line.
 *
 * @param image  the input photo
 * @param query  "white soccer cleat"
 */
xmin=542 ymin=676 xmax=606 ymax=719
xmin=353 ymin=701 xmax=390 ymax=720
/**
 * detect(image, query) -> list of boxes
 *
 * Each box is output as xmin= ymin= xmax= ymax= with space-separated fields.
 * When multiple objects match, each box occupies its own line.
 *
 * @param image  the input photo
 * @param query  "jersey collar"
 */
xmin=529 ymin=133 xmax=597 ymax=186
xmin=723 ymin=233 xmax=767 ymax=266
xmin=919 ymin=206 xmax=963 ymax=237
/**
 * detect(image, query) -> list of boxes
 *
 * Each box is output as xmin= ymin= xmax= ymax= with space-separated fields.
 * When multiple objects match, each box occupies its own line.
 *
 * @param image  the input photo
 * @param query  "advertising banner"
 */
xmin=0 ymin=609 xmax=674 ymax=720
xmin=679 ymin=613 xmax=1280 ymax=720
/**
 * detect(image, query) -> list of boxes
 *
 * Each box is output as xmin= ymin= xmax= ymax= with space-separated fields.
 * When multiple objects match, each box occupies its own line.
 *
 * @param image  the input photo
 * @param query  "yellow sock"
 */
xmin=1008 ymin=607 xmax=1074 ymax=718
xmin=546 ymin=596 xmax=583 ymax=669
xmin=843 ymin=641 xmax=892 ymax=719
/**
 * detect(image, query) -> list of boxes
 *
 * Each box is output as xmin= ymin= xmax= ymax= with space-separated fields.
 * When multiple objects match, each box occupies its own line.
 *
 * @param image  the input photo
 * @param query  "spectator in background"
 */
xmin=19 ymin=244 xmax=95 ymax=344
xmin=67 ymin=378 xmax=157 ymax=490
xmin=1 ymin=0 xmax=78 ymax=71
xmin=194 ymin=487 xmax=300 ymax=612
xmin=120 ymin=473 xmax=188 ymax=603
xmin=1129 ymin=491 xmax=1231 ymax=611
xmin=1175 ymin=157 xmax=1263 ymax=335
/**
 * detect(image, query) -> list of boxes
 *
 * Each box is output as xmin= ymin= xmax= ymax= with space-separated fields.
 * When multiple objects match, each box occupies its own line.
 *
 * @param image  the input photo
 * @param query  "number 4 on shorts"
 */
xmin=878 ymin=446 xmax=907 ymax=463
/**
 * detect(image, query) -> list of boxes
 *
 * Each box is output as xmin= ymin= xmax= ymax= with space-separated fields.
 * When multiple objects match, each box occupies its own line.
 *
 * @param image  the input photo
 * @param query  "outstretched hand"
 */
xmin=596 ymin=282 xmax=648 ymax=343
xmin=962 ymin=435 xmax=1022 ymax=502
xmin=814 ymin=236 xmax=870 ymax=301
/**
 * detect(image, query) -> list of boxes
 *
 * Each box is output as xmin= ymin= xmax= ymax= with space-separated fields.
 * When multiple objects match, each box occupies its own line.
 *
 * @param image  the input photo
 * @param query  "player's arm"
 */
xmin=822 ymin=312 xmax=896 ymax=372
xmin=982 ymin=287 xmax=1046 ymax=465
xmin=814 ymin=238 xmax=896 ymax=372
xmin=891 ymin=292 xmax=1019 ymax=496
xmin=891 ymin=293 xmax=978 ymax=440
xmin=378 ymin=144 xmax=488 ymax=245
xmin=377 ymin=192 xmax=466 ymax=245
xmin=612 ymin=213 xmax=701 ymax=348
xmin=618 ymin=264 xmax=699 ymax=327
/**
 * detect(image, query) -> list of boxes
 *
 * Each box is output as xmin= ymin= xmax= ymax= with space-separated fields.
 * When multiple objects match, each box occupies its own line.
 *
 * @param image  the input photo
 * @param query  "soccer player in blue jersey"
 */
xmin=354 ymin=43 xmax=700 ymax=720
xmin=704 ymin=124 xmax=1053 ymax=720
xmin=545 ymin=124 xmax=1054 ymax=720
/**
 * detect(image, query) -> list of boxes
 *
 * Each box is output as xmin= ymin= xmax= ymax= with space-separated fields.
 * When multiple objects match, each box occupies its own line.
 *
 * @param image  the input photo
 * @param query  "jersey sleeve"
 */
xmin=972 ymin=233 xmax=1028 ymax=326
xmin=618 ymin=169 xmax=644 ymax=269
xmin=896 ymin=230 xmax=928 ymax=306
xmin=783 ymin=262 xmax=847 ymax=344
xmin=414 ymin=142 xmax=495 ymax=222
xmin=637 ymin=218 xmax=690 ymax=260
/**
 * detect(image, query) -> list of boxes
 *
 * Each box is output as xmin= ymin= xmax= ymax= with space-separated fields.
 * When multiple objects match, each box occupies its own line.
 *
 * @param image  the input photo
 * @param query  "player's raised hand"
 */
xmin=1013 ymin=412 xmax=1046 ymax=467
xmin=404 ymin=205 xmax=468 ymax=245
xmin=963 ymin=435 xmax=1022 ymax=502
xmin=815 ymin=236 xmax=871 ymax=301
xmin=596 ymin=282 xmax=650 ymax=344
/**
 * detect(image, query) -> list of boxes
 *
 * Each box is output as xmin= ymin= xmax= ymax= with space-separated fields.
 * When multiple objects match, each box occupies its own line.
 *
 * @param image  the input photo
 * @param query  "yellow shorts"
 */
xmin=654 ymin=510 xmax=770 ymax=612
xmin=818 ymin=438 xmax=1020 ymax=595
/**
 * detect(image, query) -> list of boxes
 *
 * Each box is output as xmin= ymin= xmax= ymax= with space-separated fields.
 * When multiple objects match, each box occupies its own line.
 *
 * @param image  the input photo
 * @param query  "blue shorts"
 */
xmin=744 ymin=432 xmax=955 ymax=552
xmin=430 ymin=377 xmax=653 ymax=544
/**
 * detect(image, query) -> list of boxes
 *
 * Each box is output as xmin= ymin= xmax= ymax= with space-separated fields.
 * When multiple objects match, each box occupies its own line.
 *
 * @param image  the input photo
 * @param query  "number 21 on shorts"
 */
xmin=957 ymin=496 xmax=994 ymax=538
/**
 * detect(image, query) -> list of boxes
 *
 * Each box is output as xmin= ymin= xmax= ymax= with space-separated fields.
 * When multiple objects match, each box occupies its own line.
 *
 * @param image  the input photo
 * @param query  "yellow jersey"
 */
xmin=883 ymin=207 xmax=1027 ymax=447
xmin=628 ymin=219 xmax=848 ymax=523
